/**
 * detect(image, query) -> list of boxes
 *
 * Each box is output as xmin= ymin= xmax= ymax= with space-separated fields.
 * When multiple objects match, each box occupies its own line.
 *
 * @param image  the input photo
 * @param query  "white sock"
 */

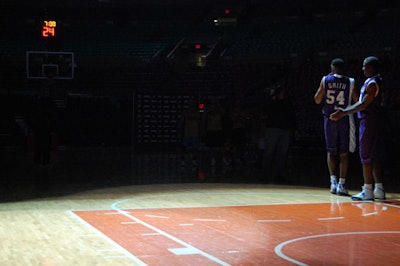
xmin=330 ymin=175 xmax=337 ymax=184
xmin=339 ymin=178 xmax=346 ymax=184
xmin=364 ymin=184 xmax=373 ymax=191
xmin=375 ymin=183 xmax=384 ymax=190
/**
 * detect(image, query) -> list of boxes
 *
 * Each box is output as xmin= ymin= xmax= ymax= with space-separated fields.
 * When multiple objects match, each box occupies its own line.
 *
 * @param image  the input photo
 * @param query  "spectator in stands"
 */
xmin=203 ymin=97 xmax=225 ymax=170
xmin=330 ymin=56 xmax=386 ymax=201
xmin=262 ymin=86 xmax=298 ymax=183
xmin=228 ymin=97 xmax=247 ymax=165
xmin=180 ymin=99 xmax=201 ymax=170
xmin=314 ymin=58 xmax=358 ymax=196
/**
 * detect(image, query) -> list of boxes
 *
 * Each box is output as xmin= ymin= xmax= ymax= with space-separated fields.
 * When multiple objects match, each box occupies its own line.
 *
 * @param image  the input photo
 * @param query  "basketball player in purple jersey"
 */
xmin=330 ymin=56 xmax=386 ymax=200
xmin=315 ymin=58 xmax=357 ymax=195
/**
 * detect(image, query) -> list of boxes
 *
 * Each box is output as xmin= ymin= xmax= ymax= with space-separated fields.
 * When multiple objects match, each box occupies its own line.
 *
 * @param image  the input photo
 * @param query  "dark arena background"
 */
xmin=0 ymin=0 xmax=399 ymax=188
xmin=1 ymin=1 xmax=400 ymax=264
xmin=2 ymin=0 xmax=399 ymax=195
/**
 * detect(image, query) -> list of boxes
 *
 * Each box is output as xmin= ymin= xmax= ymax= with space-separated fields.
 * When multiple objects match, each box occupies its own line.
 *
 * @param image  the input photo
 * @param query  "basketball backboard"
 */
xmin=26 ymin=51 xmax=74 ymax=80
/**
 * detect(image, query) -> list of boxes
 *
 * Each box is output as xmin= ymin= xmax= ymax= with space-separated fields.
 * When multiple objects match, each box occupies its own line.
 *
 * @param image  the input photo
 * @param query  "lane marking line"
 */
xmin=362 ymin=212 xmax=378 ymax=217
xmin=144 ymin=214 xmax=170 ymax=219
xmin=110 ymin=208 xmax=230 ymax=266
xmin=68 ymin=210 xmax=147 ymax=266
xmin=110 ymin=192 xmax=341 ymax=211
xmin=169 ymin=247 xmax=199 ymax=255
xmin=317 ymin=217 xmax=344 ymax=221
xmin=141 ymin=233 xmax=162 ymax=236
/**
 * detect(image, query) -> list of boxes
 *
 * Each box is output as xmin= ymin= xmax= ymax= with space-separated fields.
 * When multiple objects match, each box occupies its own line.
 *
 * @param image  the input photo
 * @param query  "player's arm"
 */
xmin=314 ymin=77 xmax=325 ymax=104
xmin=351 ymin=90 xmax=359 ymax=103
xmin=350 ymin=78 xmax=359 ymax=103
xmin=330 ymin=83 xmax=377 ymax=121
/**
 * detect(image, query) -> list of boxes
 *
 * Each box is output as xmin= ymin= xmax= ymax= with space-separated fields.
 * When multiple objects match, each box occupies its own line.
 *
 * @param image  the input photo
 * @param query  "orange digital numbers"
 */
xmin=42 ymin=20 xmax=56 ymax=38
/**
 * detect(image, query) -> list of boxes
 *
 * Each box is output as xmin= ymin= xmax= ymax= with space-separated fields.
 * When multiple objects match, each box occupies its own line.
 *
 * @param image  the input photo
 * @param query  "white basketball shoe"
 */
xmin=374 ymin=186 xmax=386 ymax=200
xmin=336 ymin=183 xmax=349 ymax=196
xmin=351 ymin=186 xmax=374 ymax=201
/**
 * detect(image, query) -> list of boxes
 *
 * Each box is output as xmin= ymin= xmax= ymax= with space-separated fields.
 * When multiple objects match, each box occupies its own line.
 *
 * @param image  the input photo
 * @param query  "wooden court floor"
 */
xmin=1 ymin=183 xmax=400 ymax=266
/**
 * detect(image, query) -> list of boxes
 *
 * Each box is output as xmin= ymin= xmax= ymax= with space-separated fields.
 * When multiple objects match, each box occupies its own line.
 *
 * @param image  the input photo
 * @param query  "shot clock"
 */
xmin=42 ymin=20 xmax=56 ymax=38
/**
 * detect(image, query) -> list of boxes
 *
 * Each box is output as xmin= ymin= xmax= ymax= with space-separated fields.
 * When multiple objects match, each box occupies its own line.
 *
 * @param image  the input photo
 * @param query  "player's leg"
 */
xmin=336 ymin=152 xmax=349 ymax=196
xmin=372 ymin=121 xmax=386 ymax=199
xmin=354 ymin=119 xmax=386 ymax=200
xmin=327 ymin=152 xmax=338 ymax=193
xmin=352 ymin=120 xmax=374 ymax=200
xmin=351 ymin=163 xmax=374 ymax=201
xmin=324 ymin=117 xmax=338 ymax=193
xmin=370 ymin=132 xmax=384 ymax=187
xmin=327 ymin=152 xmax=337 ymax=176
xmin=362 ymin=163 xmax=374 ymax=185
xmin=372 ymin=160 xmax=386 ymax=199
xmin=372 ymin=161 xmax=383 ymax=183
xmin=339 ymin=153 xmax=348 ymax=180
xmin=336 ymin=118 xmax=350 ymax=196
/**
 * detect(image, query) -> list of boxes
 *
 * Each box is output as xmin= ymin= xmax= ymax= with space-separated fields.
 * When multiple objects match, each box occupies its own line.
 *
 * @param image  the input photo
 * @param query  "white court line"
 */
xmin=227 ymin=251 xmax=240 ymax=254
xmin=258 ymin=219 xmax=291 ymax=223
xmin=362 ymin=212 xmax=378 ymax=217
xmin=179 ymin=224 xmax=194 ymax=226
xmin=275 ymin=231 xmax=400 ymax=266
xmin=317 ymin=217 xmax=344 ymax=221
xmin=144 ymin=214 xmax=170 ymax=219
xmin=110 ymin=206 xmax=230 ymax=266
xmin=141 ymin=233 xmax=162 ymax=236
xmin=169 ymin=247 xmax=198 ymax=255
xmin=68 ymin=210 xmax=147 ymax=266
xmin=383 ymin=202 xmax=400 ymax=209
xmin=109 ymin=192 xmax=344 ymax=211
xmin=121 ymin=221 xmax=139 ymax=224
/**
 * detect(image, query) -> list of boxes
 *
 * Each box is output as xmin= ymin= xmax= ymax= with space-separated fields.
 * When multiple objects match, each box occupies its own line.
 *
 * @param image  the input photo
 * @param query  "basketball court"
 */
xmin=1 ymin=183 xmax=400 ymax=265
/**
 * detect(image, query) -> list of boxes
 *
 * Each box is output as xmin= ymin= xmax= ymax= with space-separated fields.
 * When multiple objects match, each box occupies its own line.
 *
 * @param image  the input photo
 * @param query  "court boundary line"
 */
xmin=108 ymin=206 xmax=231 ymax=266
xmin=109 ymin=191 xmax=342 ymax=211
xmin=274 ymin=231 xmax=400 ymax=266
xmin=66 ymin=190 xmax=399 ymax=212
xmin=67 ymin=210 xmax=148 ymax=265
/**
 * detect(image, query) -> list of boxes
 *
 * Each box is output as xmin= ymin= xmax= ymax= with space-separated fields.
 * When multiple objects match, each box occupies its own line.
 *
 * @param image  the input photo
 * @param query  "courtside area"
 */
xmin=1 ymin=183 xmax=400 ymax=265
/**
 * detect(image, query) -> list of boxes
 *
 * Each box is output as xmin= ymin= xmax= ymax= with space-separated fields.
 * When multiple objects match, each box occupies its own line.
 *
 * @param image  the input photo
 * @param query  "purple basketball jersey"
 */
xmin=321 ymin=74 xmax=356 ymax=154
xmin=322 ymin=74 xmax=354 ymax=117
xmin=358 ymin=75 xmax=384 ymax=120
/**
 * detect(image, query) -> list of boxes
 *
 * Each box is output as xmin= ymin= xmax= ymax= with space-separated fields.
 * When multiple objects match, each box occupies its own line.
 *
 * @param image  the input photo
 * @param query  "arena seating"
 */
xmin=1 ymin=4 xmax=399 ymax=149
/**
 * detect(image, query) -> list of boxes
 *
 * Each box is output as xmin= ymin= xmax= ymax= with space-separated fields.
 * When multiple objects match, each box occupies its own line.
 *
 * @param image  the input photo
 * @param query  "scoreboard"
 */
xmin=42 ymin=20 xmax=56 ymax=38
